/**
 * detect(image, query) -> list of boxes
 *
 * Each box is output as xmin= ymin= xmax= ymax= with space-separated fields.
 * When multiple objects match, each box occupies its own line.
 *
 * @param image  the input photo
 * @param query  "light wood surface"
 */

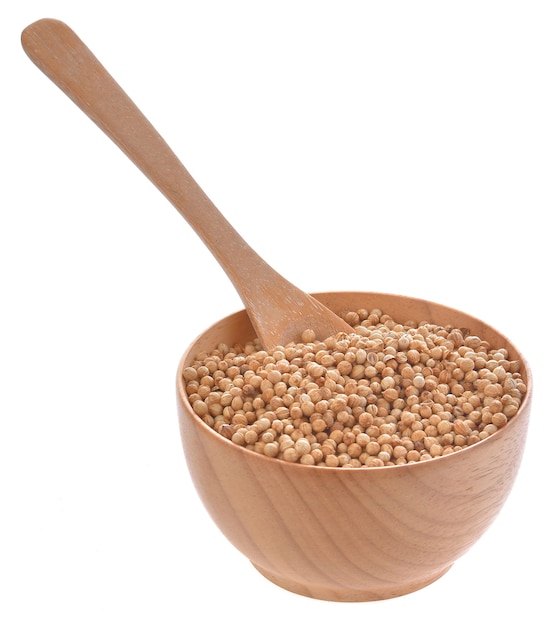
xmin=20 ymin=18 xmax=353 ymax=349
xmin=177 ymin=292 xmax=532 ymax=601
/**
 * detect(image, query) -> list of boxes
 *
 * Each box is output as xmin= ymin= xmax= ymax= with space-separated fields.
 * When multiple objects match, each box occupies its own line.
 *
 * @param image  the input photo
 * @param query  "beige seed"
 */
xmin=282 ymin=447 xmax=299 ymax=463
xmin=325 ymin=454 xmax=340 ymax=467
xmin=263 ymin=442 xmax=279 ymax=457
xmin=453 ymin=420 xmax=471 ymax=436
xmin=294 ymin=438 xmax=311 ymax=456
xmin=458 ymin=357 xmax=475 ymax=372
xmin=492 ymin=413 xmax=508 ymax=428
xmin=192 ymin=399 xmax=208 ymax=417
xmin=377 ymin=451 xmax=392 ymax=463
xmin=301 ymin=328 xmax=316 ymax=343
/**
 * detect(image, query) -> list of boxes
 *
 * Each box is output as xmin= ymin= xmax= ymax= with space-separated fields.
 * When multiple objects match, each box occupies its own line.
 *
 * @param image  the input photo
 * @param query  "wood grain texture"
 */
xmin=177 ymin=292 xmax=532 ymax=601
xmin=20 ymin=18 xmax=353 ymax=350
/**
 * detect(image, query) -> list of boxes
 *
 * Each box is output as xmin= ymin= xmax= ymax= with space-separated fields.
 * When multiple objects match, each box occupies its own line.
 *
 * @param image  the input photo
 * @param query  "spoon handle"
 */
xmin=21 ymin=20 xmax=267 ymax=285
xmin=21 ymin=18 xmax=352 ymax=347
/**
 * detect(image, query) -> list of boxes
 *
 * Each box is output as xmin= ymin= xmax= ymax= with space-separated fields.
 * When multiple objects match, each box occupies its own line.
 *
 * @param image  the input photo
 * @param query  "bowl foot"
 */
xmin=251 ymin=562 xmax=453 ymax=602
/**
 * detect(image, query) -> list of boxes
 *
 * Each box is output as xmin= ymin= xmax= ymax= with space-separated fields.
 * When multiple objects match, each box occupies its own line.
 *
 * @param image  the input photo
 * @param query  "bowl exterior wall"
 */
xmin=177 ymin=292 xmax=532 ymax=601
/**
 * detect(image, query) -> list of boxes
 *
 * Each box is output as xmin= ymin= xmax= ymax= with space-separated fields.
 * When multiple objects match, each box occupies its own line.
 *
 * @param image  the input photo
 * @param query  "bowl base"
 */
xmin=251 ymin=561 xmax=453 ymax=602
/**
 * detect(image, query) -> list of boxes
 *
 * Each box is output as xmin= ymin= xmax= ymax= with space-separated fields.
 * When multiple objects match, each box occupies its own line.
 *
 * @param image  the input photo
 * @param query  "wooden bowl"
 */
xmin=176 ymin=292 xmax=532 ymax=602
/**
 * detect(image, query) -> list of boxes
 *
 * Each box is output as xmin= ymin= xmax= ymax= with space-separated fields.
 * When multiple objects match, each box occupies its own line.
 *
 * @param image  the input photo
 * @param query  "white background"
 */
xmin=1 ymin=1 xmax=557 ymax=624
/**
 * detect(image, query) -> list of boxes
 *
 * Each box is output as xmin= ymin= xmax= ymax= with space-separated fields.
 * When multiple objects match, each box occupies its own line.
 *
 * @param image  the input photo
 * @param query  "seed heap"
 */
xmin=183 ymin=308 xmax=527 ymax=467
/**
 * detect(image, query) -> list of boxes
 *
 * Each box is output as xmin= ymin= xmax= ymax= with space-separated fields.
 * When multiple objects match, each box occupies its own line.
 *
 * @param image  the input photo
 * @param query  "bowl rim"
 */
xmin=177 ymin=290 xmax=533 ymax=473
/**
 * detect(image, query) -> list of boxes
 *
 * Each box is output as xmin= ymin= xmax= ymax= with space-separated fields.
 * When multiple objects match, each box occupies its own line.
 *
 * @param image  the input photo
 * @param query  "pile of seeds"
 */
xmin=183 ymin=308 xmax=527 ymax=467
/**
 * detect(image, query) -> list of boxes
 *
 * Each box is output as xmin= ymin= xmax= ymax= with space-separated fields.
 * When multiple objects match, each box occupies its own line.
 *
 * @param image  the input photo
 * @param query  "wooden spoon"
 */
xmin=21 ymin=18 xmax=353 ymax=350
